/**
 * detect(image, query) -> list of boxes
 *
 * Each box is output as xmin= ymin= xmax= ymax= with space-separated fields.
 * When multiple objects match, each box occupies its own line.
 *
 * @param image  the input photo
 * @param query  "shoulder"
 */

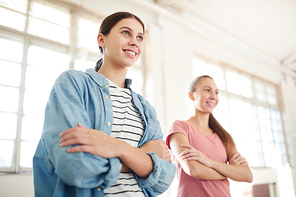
xmin=55 ymin=69 xmax=89 ymax=85
xmin=168 ymin=120 xmax=190 ymax=136
xmin=166 ymin=120 xmax=190 ymax=148
xmin=170 ymin=120 xmax=189 ymax=129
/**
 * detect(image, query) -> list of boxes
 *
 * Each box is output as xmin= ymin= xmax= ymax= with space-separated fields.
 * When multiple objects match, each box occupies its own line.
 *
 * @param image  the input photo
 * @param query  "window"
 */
xmin=0 ymin=0 xmax=146 ymax=173
xmin=192 ymin=57 xmax=288 ymax=168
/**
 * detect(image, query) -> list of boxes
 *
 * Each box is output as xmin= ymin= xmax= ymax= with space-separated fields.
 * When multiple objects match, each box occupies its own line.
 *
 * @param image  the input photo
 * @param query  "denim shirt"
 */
xmin=33 ymin=68 xmax=176 ymax=197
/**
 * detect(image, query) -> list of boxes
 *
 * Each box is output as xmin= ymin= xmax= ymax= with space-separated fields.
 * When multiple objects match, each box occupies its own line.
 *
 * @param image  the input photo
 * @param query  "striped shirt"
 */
xmin=104 ymin=79 xmax=145 ymax=197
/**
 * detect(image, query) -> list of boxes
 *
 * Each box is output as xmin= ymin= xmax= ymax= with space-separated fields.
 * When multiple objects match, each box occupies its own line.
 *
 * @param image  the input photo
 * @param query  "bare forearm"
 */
xmin=118 ymin=141 xmax=153 ymax=178
xmin=182 ymin=160 xmax=226 ymax=180
xmin=211 ymin=161 xmax=253 ymax=182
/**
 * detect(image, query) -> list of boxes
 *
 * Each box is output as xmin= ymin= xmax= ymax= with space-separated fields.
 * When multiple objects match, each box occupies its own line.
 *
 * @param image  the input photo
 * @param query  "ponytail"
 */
xmin=95 ymin=58 xmax=103 ymax=72
xmin=209 ymin=113 xmax=235 ymax=154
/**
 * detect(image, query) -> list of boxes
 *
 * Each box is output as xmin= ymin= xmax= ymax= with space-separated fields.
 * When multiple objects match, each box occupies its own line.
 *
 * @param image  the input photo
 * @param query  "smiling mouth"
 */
xmin=123 ymin=50 xmax=137 ymax=56
xmin=207 ymin=102 xmax=215 ymax=106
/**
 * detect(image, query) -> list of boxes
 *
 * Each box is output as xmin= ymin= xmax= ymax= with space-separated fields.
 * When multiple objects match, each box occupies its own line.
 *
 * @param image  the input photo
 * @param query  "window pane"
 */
xmin=0 ymin=60 xmax=21 ymax=87
xmin=28 ymin=1 xmax=70 ymax=44
xmin=30 ymin=1 xmax=70 ymax=27
xmin=240 ymin=75 xmax=253 ymax=98
xmin=27 ymin=18 xmax=69 ymax=44
xmin=266 ymin=85 xmax=277 ymax=105
xmin=74 ymin=59 xmax=95 ymax=72
xmin=25 ymin=66 xmax=60 ymax=91
xmin=0 ymin=7 xmax=26 ymax=31
xmin=0 ymin=112 xmax=17 ymax=139
xmin=254 ymin=81 xmax=266 ymax=102
xmin=20 ymin=141 xmax=38 ymax=168
xmin=127 ymin=68 xmax=143 ymax=94
xmin=271 ymin=109 xmax=281 ymax=120
xmin=0 ymin=86 xmax=19 ymax=112
xmin=250 ymin=152 xmax=264 ymax=167
xmin=0 ymin=37 xmax=23 ymax=62
xmin=272 ymin=120 xmax=283 ymax=133
xmin=21 ymin=115 xmax=43 ymax=141
xmin=0 ymin=140 xmax=14 ymax=167
xmin=208 ymin=64 xmax=225 ymax=90
xmin=27 ymin=45 xmax=68 ymax=70
xmin=23 ymin=88 xmax=49 ymax=115
xmin=225 ymin=70 xmax=240 ymax=95
xmin=213 ymin=94 xmax=230 ymax=131
xmin=0 ymin=0 xmax=28 ymax=13
xmin=77 ymin=18 xmax=100 ymax=52
xmin=257 ymin=106 xmax=271 ymax=130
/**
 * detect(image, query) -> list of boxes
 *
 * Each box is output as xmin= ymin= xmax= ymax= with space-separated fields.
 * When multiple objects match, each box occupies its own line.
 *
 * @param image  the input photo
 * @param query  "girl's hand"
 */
xmin=140 ymin=140 xmax=172 ymax=162
xmin=59 ymin=122 xmax=123 ymax=158
xmin=229 ymin=152 xmax=249 ymax=166
xmin=180 ymin=144 xmax=213 ymax=167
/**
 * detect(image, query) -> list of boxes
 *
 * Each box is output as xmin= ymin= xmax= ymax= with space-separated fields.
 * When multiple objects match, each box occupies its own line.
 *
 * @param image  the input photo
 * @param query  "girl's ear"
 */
xmin=97 ymin=33 xmax=105 ymax=47
xmin=188 ymin=91 xmax=195 ymax=101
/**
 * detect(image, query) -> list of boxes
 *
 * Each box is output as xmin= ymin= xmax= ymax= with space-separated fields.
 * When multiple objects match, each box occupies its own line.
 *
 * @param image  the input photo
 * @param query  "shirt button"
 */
xmin=96 ymin=186 xmax=101 ymax=191
xmin=107 ymin=122 xmax=111 ymax=126
xmin=105 ymin=95 xmax=109 ymax=99
xmin=104 ymin=84 xmax=108 ymax=87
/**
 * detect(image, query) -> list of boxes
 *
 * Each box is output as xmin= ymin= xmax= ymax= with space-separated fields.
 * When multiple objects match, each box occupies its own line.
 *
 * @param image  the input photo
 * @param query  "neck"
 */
xmin=188 ymin=110 xmax=210 ymax=131
xmin=98 ymin=63 xmax=128 ymax=88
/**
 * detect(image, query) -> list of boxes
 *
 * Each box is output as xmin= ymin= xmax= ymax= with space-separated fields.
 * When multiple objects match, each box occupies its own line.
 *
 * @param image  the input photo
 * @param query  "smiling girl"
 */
xmin=166 ymin=75 xmax=253 ymax=197
xmin=33 ymin=12 xmax=176 ymax=197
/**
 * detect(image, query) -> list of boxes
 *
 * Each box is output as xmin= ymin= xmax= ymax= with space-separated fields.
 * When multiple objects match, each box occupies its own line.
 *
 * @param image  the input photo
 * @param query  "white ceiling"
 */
xmin=153 ymin=0 xmax=296 ymax=72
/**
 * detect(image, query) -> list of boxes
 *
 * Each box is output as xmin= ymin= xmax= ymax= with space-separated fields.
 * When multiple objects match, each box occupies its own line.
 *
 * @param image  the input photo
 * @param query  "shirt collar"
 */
xmin=85 ymin=68 xmax=132 ymax=88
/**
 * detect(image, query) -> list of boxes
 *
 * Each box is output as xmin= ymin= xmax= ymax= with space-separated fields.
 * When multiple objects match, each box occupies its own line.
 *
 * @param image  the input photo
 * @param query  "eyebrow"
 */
xmin=119 ymin=26 xmax=144 ymax=36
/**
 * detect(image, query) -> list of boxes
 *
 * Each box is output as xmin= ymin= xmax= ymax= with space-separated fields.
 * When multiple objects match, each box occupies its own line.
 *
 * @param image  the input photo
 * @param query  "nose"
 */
xmin=128 ymin=37 xmax=139 ymax=47
xmin=210 ymin=92 xmax=217 ymax=99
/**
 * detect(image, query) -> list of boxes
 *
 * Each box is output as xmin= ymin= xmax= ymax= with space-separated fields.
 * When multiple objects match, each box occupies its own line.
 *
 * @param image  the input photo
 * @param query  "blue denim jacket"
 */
xmin=33 ymin=68 xmax=176 ymax=197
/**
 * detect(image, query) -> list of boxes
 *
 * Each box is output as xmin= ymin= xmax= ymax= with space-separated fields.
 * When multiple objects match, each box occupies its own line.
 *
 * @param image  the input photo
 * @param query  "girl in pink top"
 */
xmin=166 ymin=75 xmax=253 ymax=197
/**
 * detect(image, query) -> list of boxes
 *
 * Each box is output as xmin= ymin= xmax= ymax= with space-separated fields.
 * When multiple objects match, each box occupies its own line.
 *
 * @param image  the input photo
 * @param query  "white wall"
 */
xmin=2 ymin=0 xmax=296 ymax=196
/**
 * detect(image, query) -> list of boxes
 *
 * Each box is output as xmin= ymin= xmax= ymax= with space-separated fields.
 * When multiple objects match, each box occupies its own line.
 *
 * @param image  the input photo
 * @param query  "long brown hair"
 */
xmin=188 ymin=75 xmax=235 ymax=154
xmin=95 ymin=11 xmax=145 ymax=72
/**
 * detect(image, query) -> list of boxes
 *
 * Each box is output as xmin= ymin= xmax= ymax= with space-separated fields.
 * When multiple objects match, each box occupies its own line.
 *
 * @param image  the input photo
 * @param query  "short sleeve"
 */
xmin=166 ymin=120 xmax=189 ymax=149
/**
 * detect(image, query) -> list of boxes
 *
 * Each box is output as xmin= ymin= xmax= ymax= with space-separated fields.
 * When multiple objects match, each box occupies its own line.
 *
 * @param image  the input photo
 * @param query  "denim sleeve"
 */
xmin=135 ymin=103 xmax=177 ymax=195
xmin=41 ymin=71 xmax=121 ymax=189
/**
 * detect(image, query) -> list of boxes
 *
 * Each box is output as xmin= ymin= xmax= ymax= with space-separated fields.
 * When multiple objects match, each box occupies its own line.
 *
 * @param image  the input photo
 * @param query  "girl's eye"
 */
xmin=205 ymin=89 xmax=210 ymax=92
xmin=137 ymin=36 xmax=143 ymax=41
xmin=215 ymin=92 xmax=219 ymax=95
xmin=123 ymin=31 xmax=130 ymax=36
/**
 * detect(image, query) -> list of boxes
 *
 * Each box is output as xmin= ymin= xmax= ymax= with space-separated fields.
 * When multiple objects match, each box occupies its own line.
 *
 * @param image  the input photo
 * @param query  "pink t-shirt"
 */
xmin=166 ymin=120 xmax=231 ymax=197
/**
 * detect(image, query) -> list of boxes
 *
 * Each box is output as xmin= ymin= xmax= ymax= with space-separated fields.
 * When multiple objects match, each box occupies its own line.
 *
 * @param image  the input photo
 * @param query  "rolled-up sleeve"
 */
xmin=133 ymin=97 xmax=177 ymax=195
xmin=41 ymin=71 xmax=121 ymax=189
xmin=137 ymin=153 xmax=176 ymax=195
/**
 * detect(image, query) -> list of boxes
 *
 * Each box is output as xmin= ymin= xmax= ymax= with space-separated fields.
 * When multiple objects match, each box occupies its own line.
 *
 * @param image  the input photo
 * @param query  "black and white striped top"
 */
xmin=104 ymin=80 xmax=145 ymax=197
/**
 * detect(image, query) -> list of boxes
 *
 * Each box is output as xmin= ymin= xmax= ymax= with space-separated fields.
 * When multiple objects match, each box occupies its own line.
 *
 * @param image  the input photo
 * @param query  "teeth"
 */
xmin=125 ymin=51 xmax=136 ymax=55
xmin=208 ymin=102 xmax=214 ymax=106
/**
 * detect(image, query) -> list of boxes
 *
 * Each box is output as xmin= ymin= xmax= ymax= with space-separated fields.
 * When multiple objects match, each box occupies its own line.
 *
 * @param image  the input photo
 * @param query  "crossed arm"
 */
xmin=169 ymin=133 xmax=253 ymax=182
xmin=59 ymin=122 xmax=172 ymax=178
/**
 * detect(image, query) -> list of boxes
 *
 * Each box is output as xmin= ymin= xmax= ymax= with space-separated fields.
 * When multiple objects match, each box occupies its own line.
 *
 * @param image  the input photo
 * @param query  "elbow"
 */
xmin=187 ymin=167 xmax=203 ymax=179
xmin=239 ymin=170 xmax=253 ymax=183
xmin=246 ymin=172 xmax=253 ymax=183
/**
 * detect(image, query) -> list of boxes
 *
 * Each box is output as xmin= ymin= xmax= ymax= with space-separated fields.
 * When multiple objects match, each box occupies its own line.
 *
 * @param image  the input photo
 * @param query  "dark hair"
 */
xmin=95 ymin=12 xmax=145 ymax=72
xmin=188 ymin=75 xmax=235 ymax=156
